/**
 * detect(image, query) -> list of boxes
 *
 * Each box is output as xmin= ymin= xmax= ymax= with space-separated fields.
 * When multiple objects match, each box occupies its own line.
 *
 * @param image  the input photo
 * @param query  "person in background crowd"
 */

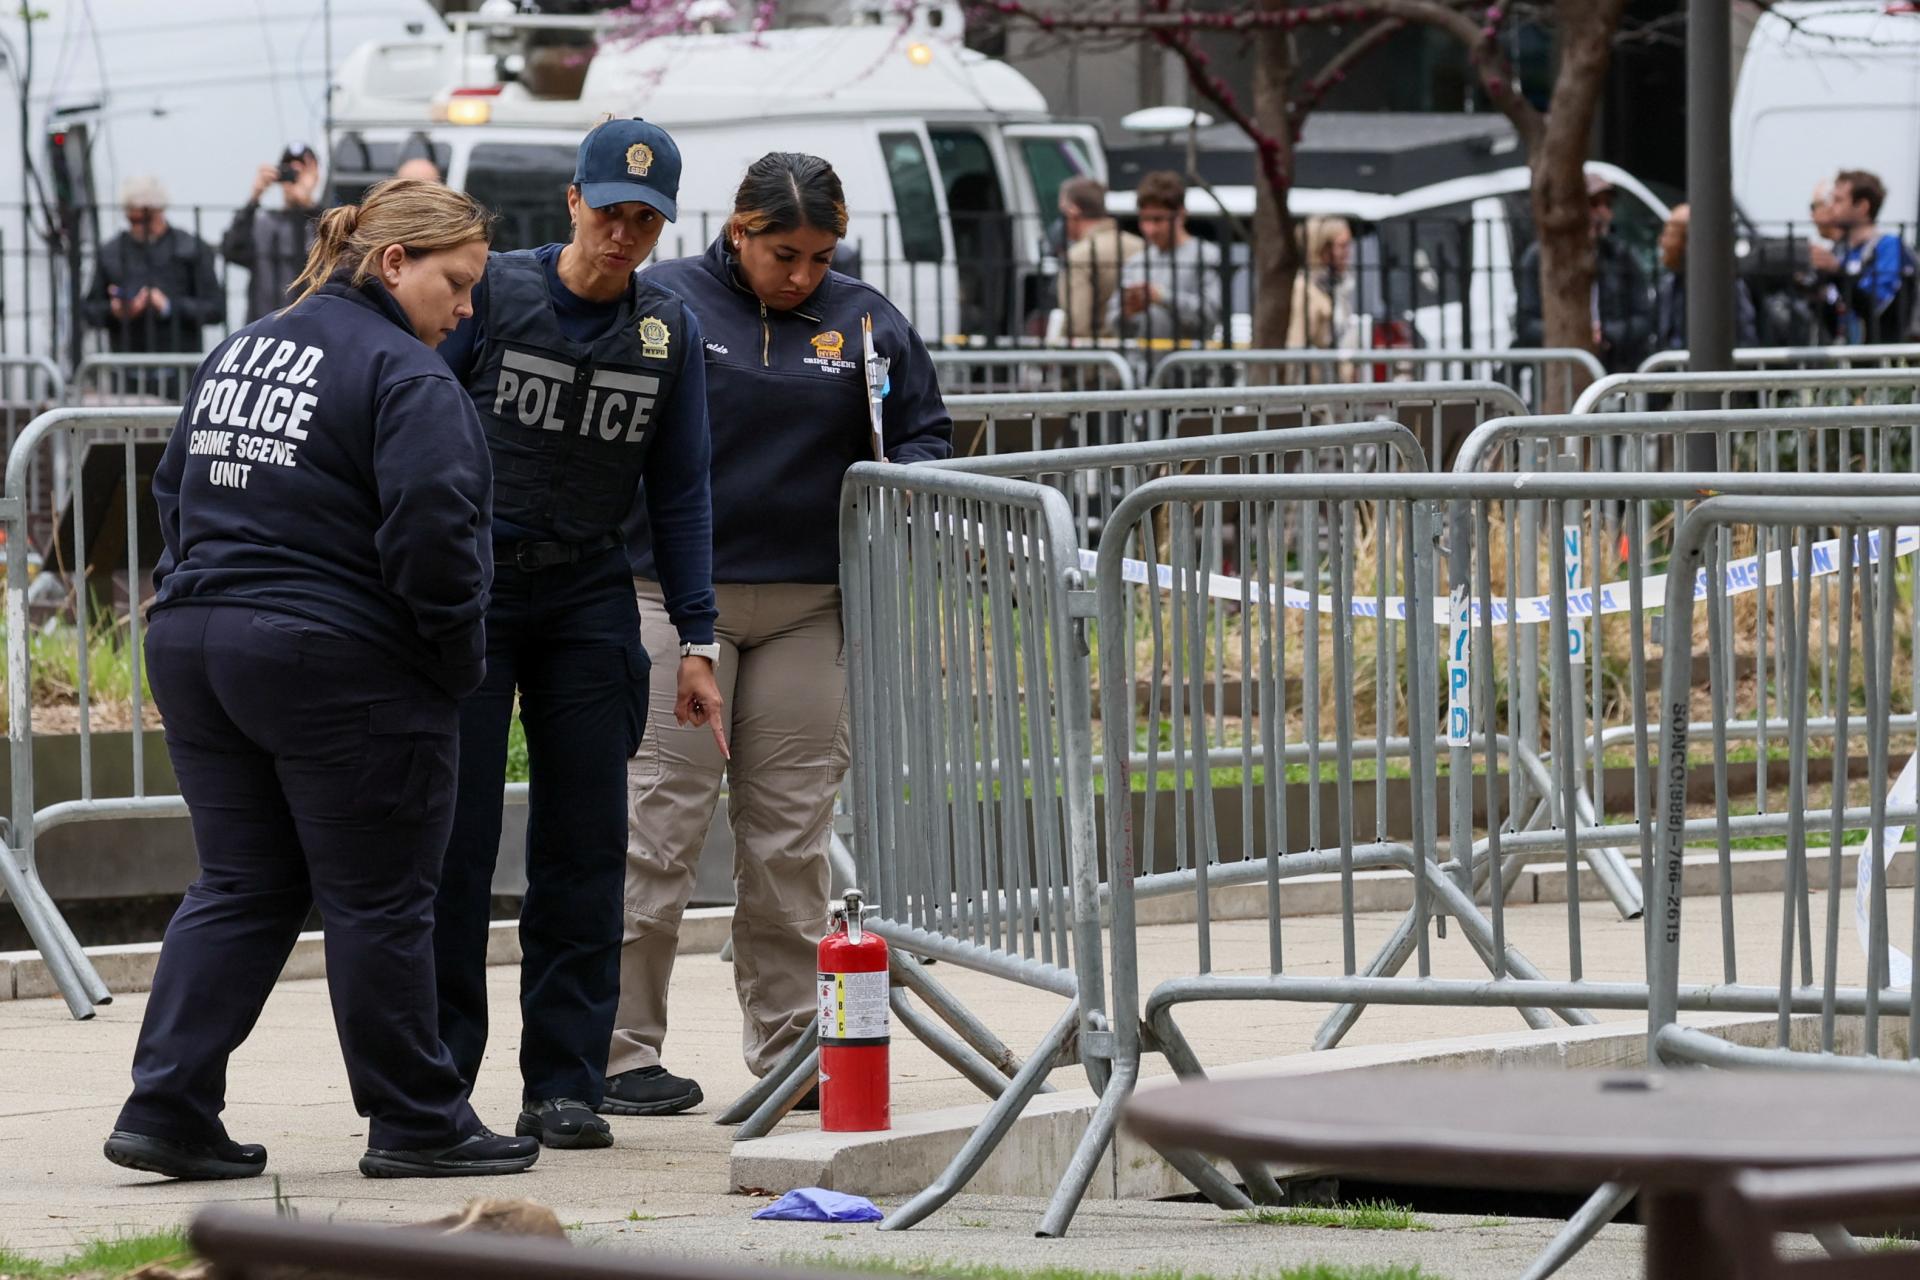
xmin=1057 ymin=176 xmax=1142 ymax=341
xmin=396 ymin=156 xmax=444 ymax=184
xmin=1287 ymin=216 xmax=1356 ymax=349
xmin=602 ymin=152 xmax=951 ymax=1117
xmin=83 ymin=176 xmax=223 ymax=385
xmin=1106 ymin=170 xmax=1222 ymax=346
xmin=1514 ymin=171 xmax=1652 ymax=374
xmin=1810 ymin=169 xmax=1916 ymax=343
xmin=104 ymin=178 xmax=538 ymax=1182
xmin=222 ymin=143 xmax=324 ymax=323
xmin=1653 ymin=203 xmax=1759 ymax=351
xmin=431 ymin=118 xmax=722 ymax=1152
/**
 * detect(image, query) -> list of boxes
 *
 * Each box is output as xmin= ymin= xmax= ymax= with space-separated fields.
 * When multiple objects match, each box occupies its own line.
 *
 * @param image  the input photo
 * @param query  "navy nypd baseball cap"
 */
xmin=574 ymin=118 xmax=681 ymax=221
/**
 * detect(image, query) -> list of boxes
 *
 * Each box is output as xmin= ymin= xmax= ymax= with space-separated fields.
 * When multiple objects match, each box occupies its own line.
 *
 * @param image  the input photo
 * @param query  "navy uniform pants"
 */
xmin=117 ymin=605 xmax=478 ymax=1151
xmin=433 ymin=545 xmax=648 ymax=1106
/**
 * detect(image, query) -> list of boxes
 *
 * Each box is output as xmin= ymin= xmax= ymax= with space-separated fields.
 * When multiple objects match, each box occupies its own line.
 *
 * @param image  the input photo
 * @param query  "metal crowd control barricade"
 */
xmin=1453 ymin=405 xmax=1920 ymax=913
xmin=945 ymin=380 xmax=1525 ymax=477
xmin=832 ymin=464 xmax=1124 ymax=1236
xmin=725 ymin=420 xmax=1429 ymax=1164
xmin=1528 ymin=492 xmax=1920 ymax=1280
xmin=930 ymin=349 xmax=1135 ymax=394
xmin=3 ymin=407 xmax=181 ymax=1018
xmin=1638 ymin=343 xmax=1920 ymax=375
xmin=67 ymin=353 xmax=207 ymax=406
xmin=1574 ymin=368 xmax=1920 ymax=416
xmin=1148 ymin=347 xmax=1606 ymax=416
xmin=1088 ymin=468 xmax=1920 ymax=1143
xmin=0 ymin=355 xmax=67 ymax=543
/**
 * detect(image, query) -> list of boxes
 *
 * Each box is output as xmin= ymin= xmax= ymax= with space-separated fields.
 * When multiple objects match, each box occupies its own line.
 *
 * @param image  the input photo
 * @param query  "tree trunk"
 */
xmin=1529 ymin=0 xmax=1628 ymax=409
xmin=1251 ymin=0 xmax=1296 ymax=354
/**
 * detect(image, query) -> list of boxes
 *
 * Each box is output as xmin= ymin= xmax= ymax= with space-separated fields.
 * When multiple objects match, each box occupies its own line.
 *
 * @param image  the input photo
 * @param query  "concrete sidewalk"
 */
xmin=1 ymin=885 xmax=1895 ymax=1277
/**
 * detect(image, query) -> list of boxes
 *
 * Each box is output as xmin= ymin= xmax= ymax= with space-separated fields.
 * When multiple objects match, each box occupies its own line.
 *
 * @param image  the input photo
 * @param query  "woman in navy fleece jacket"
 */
xmin=600 ymin=153 xmax=951 ymax=1117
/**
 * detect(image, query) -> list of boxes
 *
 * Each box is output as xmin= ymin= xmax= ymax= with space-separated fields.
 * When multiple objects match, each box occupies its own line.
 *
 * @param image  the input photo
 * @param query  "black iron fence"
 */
xmin=6 ymin=200 xmax=1917 ymax=373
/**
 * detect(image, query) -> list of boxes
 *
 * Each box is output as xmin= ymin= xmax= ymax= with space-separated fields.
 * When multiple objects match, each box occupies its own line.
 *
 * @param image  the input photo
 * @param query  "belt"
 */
xmin=502 ymin=534 xmax=619 ymax=572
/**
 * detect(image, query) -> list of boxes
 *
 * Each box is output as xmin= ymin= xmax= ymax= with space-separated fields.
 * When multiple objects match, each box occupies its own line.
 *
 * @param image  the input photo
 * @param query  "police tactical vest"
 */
xmin=465 ymin=251 xmax=680 ymax=542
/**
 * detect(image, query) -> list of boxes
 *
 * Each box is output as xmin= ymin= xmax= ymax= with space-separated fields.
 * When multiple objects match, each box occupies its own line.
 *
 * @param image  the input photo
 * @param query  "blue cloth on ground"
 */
xmin=751 ymin=1188 xmax=884 ymax=1223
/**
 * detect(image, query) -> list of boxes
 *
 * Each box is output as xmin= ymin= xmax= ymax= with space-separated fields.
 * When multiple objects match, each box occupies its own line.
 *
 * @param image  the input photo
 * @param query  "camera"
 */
xmin=276 ymin=163 xmax=300 ymax=184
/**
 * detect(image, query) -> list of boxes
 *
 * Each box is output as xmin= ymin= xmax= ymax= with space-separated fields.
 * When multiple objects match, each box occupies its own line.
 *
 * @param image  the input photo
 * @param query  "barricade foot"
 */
xmin=1146 ymin=1004 xmax=1285 ymax=1206
xmin=892 ymin=952 xmax=1047 ymax=1089
xmin=718 ymin=1026 xmax=818 ymax=1126
xmin=892 ymin=989 xmax=1017 ymax=1101
xmin=1518 ymin=1182 xmax=1635 ymax=1280
xmin=880 ymin=1002 xmax=1078 ymax=1232
xmin=0 ymin=846 xmax=98 ymax=1019
xmin=733 ymin=1048 xmax=820 ymax=1141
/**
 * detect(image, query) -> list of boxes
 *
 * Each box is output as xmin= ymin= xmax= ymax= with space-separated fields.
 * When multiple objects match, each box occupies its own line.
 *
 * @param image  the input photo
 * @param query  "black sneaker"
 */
xmin=358 ymin=1127 xmax=540 ymax=1178
xmin=104 ymin=1129 xmax=266 ymax=1181
xmin=516 ymin=1097 xmax=613 ymax=1148
xmin=597 ymin=1066 xmax=704 ymax=1117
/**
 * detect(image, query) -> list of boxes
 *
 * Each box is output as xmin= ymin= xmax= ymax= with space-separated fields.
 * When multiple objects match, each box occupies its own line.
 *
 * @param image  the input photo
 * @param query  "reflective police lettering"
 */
xmin=257 ymin=339 xmax=298 ymax=381
xmin=208 ymin=460 xmax=252 ymax=489
xmin=589 ymin=369 xmax=659 ymax=442
xmin=497 ymin=350 xmax=578 ymax=432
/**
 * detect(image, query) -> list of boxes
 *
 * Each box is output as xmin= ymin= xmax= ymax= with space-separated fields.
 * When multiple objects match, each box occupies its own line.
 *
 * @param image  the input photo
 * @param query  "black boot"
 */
xmin=104 ymin=1130 xmax=267 ymax=1181
xmin=516 ymin=1098 xmax=614 ymax=1148
xmin=359 ymin=1127 xmax=540 ymax=1178
xmin=597 ymin=1066 xmax=704 ymax=1117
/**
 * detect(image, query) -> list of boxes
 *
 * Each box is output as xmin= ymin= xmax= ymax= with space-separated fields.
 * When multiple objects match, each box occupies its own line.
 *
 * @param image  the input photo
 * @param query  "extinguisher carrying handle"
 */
xmin=833 ymin=888 xmax=877 ymax=944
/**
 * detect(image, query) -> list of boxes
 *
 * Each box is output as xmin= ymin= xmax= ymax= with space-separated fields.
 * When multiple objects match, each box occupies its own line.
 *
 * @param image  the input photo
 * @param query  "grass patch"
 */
xmin=783 ymin=1258 xmax=1438 ymax=1280
xmin=1868 ymin=1235 xmax=1918 ymax=1252
xmin=0 ymin=1228 xmax=192 ymax=1278
xmin=1231 ymin=1201 xmax=1430 ymax=1232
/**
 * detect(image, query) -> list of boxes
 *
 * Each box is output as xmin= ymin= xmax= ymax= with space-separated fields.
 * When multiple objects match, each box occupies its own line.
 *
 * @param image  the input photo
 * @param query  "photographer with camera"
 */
xmin=221 ymin=143 xmax=324 ymax=323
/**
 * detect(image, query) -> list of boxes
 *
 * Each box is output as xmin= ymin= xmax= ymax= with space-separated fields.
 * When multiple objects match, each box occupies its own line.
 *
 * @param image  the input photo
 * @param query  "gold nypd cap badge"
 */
xmin=639 ymin=315 xmax=671 ymax=359
xmin=626 ymin=142 xmax=654 ymax=177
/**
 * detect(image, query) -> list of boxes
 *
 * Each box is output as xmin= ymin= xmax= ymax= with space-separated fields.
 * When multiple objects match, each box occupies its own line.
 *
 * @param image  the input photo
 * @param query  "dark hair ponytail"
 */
xmin=729 ymin=152 xmax=849 ymax=242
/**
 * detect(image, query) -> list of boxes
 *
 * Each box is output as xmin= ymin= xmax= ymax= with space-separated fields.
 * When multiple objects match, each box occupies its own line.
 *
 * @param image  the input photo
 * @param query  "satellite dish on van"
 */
xmin=1120 ymin=106 xmax=1216 ymax=134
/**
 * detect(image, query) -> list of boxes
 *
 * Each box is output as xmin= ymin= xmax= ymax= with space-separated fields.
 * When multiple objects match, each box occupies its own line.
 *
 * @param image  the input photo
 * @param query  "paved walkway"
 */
xmin=2 ymin=886 xmax=1893 ymax=1277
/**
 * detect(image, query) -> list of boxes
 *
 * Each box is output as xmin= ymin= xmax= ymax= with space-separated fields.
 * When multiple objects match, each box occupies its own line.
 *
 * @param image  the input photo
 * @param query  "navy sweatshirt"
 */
xmin=151 ymin=272 xmax=494 ymax=698
xmin=628 ymin=236 xmax=952 ymax=585
xmin=440 ymin=242 xmax=717 ymax=644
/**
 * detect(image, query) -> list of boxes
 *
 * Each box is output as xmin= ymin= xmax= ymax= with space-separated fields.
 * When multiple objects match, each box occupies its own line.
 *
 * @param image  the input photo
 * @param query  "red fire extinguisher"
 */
xmin=817 ymin=888 xmax=889 ymax=1132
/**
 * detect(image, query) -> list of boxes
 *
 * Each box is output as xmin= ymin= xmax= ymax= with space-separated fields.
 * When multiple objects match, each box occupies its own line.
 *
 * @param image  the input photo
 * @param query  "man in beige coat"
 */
xmin=1057 ymin=177 xmax=1143 ymax=341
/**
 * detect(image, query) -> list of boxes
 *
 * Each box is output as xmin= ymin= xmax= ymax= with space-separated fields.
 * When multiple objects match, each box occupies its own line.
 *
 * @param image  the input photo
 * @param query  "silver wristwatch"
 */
xmin=680 ymin=642 xmax=721 ymax=663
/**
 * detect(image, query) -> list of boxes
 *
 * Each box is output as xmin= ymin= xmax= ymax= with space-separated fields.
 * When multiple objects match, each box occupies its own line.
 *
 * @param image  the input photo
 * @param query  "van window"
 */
xmin=1017 ymin=135 xmax=1094 ymax=230
xmin=330 ymin=132 xmax=452 ymax=205
xmin=879 ymin=132 xmax=944 ymax=263
xmin=928 ymin=128 xmax=1013 ymax=334
xmin=466 ymin=143 xmax=576 ymax=252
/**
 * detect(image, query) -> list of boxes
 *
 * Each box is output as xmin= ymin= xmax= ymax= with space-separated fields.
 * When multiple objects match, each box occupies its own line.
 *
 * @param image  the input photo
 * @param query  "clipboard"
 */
xmin=862 ymin=312 xmax=889 ymax=462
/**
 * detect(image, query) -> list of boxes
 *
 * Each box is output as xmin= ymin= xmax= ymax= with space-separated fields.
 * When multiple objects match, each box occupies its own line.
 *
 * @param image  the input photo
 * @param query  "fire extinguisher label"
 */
xmin=818 ymin=970 xmax=890 ymax=1043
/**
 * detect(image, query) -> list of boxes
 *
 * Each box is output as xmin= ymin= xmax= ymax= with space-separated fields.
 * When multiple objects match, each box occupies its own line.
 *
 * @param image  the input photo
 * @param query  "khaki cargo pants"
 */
xmin=608 ymin=579 xmax=850 ymax=1079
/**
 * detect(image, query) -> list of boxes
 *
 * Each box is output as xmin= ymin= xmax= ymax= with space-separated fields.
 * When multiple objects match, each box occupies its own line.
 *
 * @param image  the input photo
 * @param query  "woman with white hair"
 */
xmin=82 ymin=175 xmax=225 ymax=385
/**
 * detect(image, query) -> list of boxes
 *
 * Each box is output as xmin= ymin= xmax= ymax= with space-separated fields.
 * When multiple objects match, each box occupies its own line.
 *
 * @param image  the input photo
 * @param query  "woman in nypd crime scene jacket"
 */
xmin=598 ymin=152 xmax=951 ymax=1117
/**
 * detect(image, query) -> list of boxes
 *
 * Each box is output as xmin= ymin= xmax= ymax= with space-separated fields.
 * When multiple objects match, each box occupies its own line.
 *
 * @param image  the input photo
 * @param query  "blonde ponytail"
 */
xmin=283 ymin=179 xmax=494 ymax=312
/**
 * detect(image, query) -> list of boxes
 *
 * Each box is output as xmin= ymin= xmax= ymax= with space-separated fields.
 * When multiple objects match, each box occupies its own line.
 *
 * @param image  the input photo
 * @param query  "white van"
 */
xmin=329 ymin=5 xmax=1105 ymax=344
xmin=1109 ymin=161 xmax=1670 ymax=350
xmin=0 ymin=0 xmax=444 ymax=361
xmin=1733 ymin=1 xmax=1920 ymax=231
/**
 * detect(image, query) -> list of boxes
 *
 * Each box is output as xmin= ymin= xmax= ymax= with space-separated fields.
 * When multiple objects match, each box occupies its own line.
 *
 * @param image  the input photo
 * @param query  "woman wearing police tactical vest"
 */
xmin=432 ymin=118 xmax=723 ymax=1151
xmin=104 ymin=179 xmax=542 ymax=1181
xmin=601 ymin=153 xmax=950 ymax=1117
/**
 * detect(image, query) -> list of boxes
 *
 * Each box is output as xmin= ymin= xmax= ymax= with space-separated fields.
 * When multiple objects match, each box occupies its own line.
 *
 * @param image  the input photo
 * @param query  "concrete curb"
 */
xmin=728 ymin=1011 xmax=1851 ymax=1202
xmin=5 ymin=845 xmax=1903 ymax=1001
xmin=0 ymin=905 xmax=737 ymax=1002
